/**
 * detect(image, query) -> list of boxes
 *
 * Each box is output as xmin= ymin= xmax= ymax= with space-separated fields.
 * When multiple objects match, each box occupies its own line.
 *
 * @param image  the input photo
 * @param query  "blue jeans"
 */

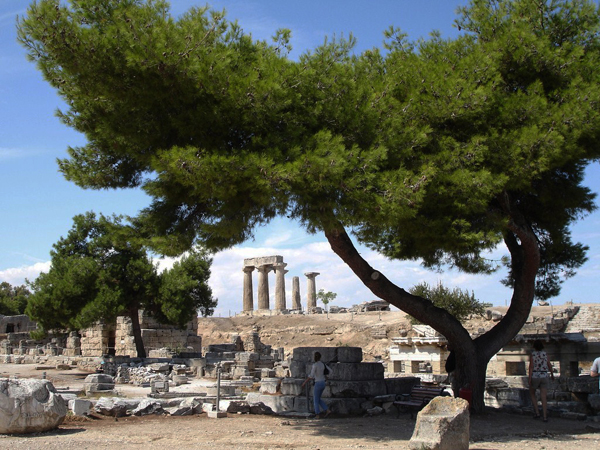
xmin=313 ymin=380 xmax=328 ymax=414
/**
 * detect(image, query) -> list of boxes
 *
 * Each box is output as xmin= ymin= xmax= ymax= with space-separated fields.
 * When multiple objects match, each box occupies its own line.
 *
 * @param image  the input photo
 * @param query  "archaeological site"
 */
xmin=2 ymin=255 xmax=600 ymax=434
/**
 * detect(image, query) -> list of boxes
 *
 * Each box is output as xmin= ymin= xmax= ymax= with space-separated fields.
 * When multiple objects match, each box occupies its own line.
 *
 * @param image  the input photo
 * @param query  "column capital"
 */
xmin=257 ymin=264 xmax=273 ymax=273
xmin=243 ymin=266 xmax=255 ymax=273
xmin=304 ymin=272 xmax=320 ymax=278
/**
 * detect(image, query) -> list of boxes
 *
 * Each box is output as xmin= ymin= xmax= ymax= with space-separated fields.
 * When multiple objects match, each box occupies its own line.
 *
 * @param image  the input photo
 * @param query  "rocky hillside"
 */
xmin=197 ymin=303 xmax=591 ymax=362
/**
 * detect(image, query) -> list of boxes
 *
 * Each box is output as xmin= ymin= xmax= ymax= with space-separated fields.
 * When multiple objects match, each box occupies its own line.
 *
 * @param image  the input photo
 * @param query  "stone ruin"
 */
xmin=389 ymin=305 xmax=600 ymax=421
xmin=82 ymin=344 xmax=419 ymax=418
xmin=242 ymin=255 xmax=322 ymax=313
xmin=0 ymin=310 xmax=200 ymax=360
xmin=246 ymin=346 xmax=418 ymax=415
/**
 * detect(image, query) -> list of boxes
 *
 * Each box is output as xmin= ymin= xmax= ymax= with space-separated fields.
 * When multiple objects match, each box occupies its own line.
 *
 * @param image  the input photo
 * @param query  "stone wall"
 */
xmin=80 ymin=321 xmax=115 ymax=357
xmin=79 ymin=311 xmax=201 ymax=357
xmin=249 ymin=346 xmax=420 ymax=415
xmin=0 ymin=314 xmax=37 ymax=334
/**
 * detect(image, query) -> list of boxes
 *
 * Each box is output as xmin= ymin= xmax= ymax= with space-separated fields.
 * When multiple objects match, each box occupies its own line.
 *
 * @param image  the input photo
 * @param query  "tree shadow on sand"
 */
xmin=281 ymin=410 xmax=600 ymax=447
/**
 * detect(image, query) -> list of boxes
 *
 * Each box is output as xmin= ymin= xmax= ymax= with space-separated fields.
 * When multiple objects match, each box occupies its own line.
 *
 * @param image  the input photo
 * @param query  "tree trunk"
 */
xmin=129 ymin=307 xmax=146 ymax=358
xmin=324 ymin=214 xmax=540 ymax=414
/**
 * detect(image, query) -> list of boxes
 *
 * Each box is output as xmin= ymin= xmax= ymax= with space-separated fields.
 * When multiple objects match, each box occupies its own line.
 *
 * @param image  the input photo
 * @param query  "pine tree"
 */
xmin=18 ymin=0 xmax=600 ymax=411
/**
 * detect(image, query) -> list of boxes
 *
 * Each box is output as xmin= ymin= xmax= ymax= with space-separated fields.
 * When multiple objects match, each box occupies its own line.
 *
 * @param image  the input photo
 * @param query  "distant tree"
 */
xmin=26 ymin=213 xmax=216 ymax=357
xmin=317 ymin=289 xmax=337 ymax=312
xmin=18 ymin=0 xmax=600 ymax=412
xmin=158 ymin=248 xmax=217 ymax=321
xmin=0 ymin=282 xmax=30 ymax=316
xmin=408 ymin=282 xmax=491 ymax=325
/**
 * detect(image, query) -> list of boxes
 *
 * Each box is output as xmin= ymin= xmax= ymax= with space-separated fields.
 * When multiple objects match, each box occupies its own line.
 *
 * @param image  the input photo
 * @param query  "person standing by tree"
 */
xmin=529 ymin=340 xmax=554 ymax=422
xmin=301 ymin=352 xmax=332 ymax=418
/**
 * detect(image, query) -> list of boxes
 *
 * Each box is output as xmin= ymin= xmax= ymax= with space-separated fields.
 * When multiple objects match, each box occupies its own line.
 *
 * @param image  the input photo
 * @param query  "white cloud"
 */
xmin=0 ymin=237 xmax=583 ymax=318
xmin=207 ymin=239 xmax=513 ymax=316
xmin=0 ymin=261 xmax=51 ymax=286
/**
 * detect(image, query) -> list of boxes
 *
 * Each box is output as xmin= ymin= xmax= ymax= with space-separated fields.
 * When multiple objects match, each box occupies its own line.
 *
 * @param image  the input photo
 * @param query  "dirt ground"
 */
xmin=2 ymin=363 xmax=600 ymax=449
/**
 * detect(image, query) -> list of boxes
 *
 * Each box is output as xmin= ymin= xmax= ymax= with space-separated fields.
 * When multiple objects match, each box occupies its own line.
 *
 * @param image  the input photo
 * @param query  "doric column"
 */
xmin=304 ymin=272 xmax=320 ymax=312
xmin=242 ymin=266 xmax=255 ymax=312
xmin=257 ymin=265 xmax=272 ymax=310
xmin=273 ymin=262 xmax=288 ymax=311
xmin=292 ymin=276 xmax=301 ymax=310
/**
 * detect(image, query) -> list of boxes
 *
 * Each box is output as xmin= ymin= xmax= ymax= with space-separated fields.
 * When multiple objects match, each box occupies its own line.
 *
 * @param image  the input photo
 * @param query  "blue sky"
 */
xmin=1 ymin=0 xmax=599 ymax=316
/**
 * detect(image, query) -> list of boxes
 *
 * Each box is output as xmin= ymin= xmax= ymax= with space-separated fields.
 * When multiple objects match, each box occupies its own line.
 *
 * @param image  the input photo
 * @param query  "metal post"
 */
xmin=216 ymin=364 xmax=221 ymax=412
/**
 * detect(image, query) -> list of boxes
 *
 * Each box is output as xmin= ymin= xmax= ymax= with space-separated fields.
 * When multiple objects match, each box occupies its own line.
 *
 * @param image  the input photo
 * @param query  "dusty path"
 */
xmin=1 ymin=410 xmax=600 ymax=450
xmin=2 ymin=363 xmax=600 ymax=449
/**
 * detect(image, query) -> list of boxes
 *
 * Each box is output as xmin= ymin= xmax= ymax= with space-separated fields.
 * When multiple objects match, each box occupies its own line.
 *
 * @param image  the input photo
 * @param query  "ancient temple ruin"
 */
xmin=242 ymin=255 xmax=320 ymax=313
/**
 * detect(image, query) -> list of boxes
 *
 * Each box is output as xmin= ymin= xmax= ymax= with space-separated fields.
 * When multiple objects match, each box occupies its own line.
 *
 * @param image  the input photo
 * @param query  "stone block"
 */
xmin=133 ymin=399 xmax=164 ymax=416
xmin=205 ymin=384 xmax=237 ymax=396
xmin=496 ymin=388 xmax=531 ymax=407
xmin=84 ymin=373 xmax=115 ymax=394
xmin=246 ymin=392 xmax=292 ymax=413
xmin=259 ymin=378 xmax=281 ymax=394
xmin=294 ymin=396 xmax=310 ymax=413
xmin=208 ymin=344 xmax=237 ymax=352
xmin=281 ymin=378 xmax=304 ymax=396
xmin=324 ymin=362 xmax=385 ymax=381
xmin=172 ymin=375 xmax=188 ymax=386
xmin=589 ymin=393 xmax=600 ymax=411
xmin=69 ymin=399 xmax=92 ymax=416
xmin=385 ymin=377 xmax=420 ymax=396
xmin=548 ymin=400 xmax=590 ymax=414
xmin=166 ymin=404 xmax=195 ymax=416
xmin=58 ymin=393 xmax=79 ymax=403
xmin=151 ymin=380 xmax=169 ymax=393
xmin=233 ymin=367 xmax=250 ymax=378
xmin=260 ymin=368 xmax=276 ymax=378
xmin=289 ymin=361 xmax=309 ymax=378
xmin=0 ymin=379 xmax=67 ymax=434
xmin=325 ymin=379 xmax=387 ymax=398
xmin=95 ymin=397 xmax=137 ymax=417
xmin=336 ymin=347 xmax=363 ymax=363
xmin=235 ymin=352 xmax=259 ymax=362
xmin=409 ymin=397 xmax=470 ymax=450
xmin=147 ymin=363 xmax=170 ymax=372
xmin=220 ymin=400 xmax=250 ymax=414
xmin=567 ymin=376 xmax=599 ymax=394
xmin=274 ymin=365 xmax=290 ymax=378
xmin=292 ymin=347 xmax=338 ymax=363
xmin=322 ymin=397 xmax=367 ymax=415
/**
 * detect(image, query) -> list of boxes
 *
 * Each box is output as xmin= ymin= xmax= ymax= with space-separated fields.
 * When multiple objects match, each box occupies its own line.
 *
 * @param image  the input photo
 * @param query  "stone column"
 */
xmin=257 ymin=265 xmax=272 ymax=310
xmin=292 ymin=276 xmax=301 ymax=310
xmin=273 ymin=262 xmax=288 ymax=311
xmin=304 ymin=272 xmax=320 ymax=312
xmin=242 ymin=266 xmax=255 ymax=312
